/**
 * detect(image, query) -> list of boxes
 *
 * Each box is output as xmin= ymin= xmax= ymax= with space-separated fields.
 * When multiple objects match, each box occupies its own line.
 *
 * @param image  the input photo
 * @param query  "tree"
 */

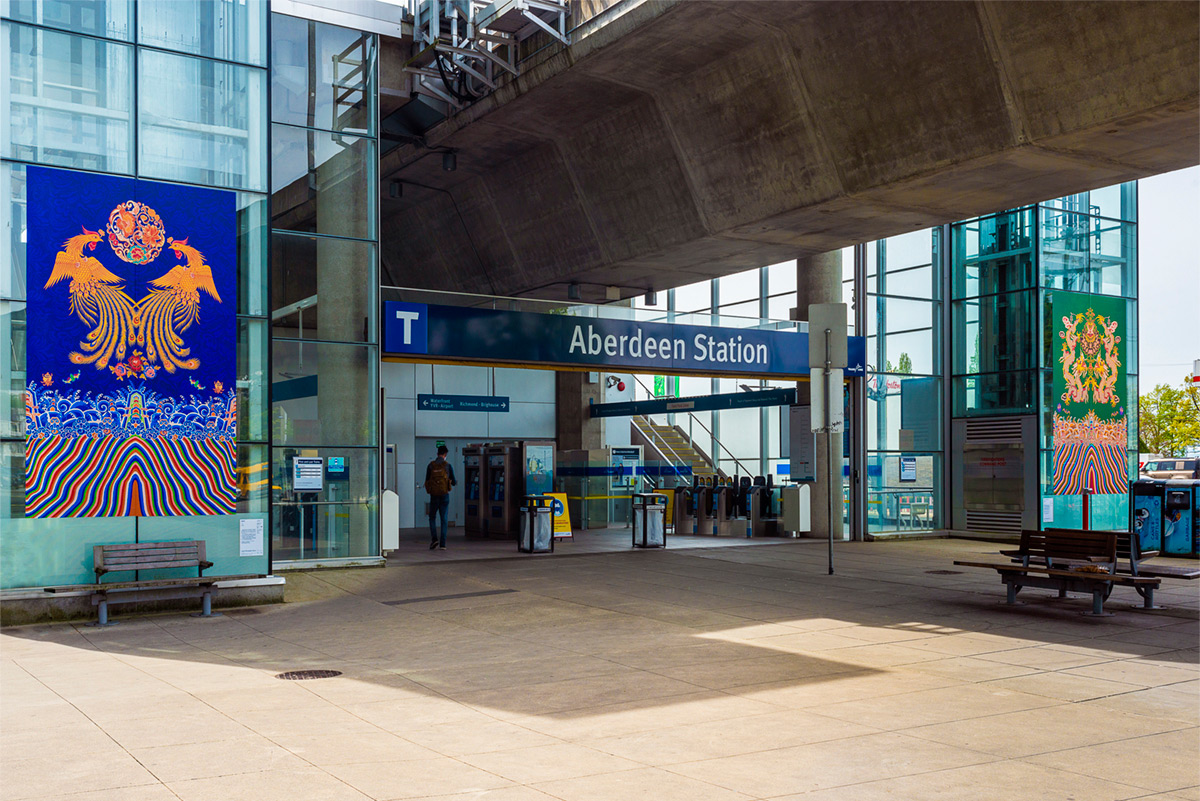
xmin=883 ymin=352 xmax=913 ymax=375
xmin=1138 ymin=377 xmax=1200 ymax=456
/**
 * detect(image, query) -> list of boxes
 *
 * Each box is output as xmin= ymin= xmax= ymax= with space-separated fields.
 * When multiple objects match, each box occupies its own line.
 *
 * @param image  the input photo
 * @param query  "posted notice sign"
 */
xmin=546 ymin=493 xmax=573 ymax=538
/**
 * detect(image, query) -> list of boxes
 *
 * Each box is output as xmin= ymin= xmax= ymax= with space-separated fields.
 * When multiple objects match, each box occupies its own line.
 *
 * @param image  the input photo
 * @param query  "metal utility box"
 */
xmin=463 ymin=445 xmax=486 ymax=538
xmin=1131 ymin=479 xmax=1165 ymax=552
xmin=781 ymin=483 xmax=812 ymax=534
xmin=485 ymin=444 xmax=520 ymax=538
xmin=1163 ymin=480 xmax=1196 ymax=555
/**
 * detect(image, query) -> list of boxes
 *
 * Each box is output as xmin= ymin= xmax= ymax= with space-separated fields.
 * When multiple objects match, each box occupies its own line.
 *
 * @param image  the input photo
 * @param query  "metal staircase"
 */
xmin=632 ymin=415 xmax=720 ymax=484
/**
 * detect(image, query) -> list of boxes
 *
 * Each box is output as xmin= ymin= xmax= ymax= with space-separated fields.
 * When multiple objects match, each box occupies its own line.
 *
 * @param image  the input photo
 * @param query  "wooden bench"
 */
xmin=1001 ymin=527 xmax=1198 ymax=605
xmin=955 ymin=529 xmax=1162 ymax=616
xmin=43 ymin=540 xmax=262 ymax=626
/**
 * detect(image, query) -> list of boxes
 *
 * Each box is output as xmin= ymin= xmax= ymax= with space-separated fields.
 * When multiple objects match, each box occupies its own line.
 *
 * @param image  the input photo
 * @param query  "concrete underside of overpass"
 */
xmin=378 ymin=0 xmax=1198 ymax=302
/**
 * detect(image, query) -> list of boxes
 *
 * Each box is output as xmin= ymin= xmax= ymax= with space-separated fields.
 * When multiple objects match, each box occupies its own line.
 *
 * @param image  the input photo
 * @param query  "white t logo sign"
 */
xmin=395 ymin=310 xmax=420 ymax=344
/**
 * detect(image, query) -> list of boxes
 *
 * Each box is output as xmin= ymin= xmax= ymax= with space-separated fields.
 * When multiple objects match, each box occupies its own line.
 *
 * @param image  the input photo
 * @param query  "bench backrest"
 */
xmin=94 ymin=540 xmax=209 ymax=579
xmin=1020 ymin=529 xmax=1117 ymax=565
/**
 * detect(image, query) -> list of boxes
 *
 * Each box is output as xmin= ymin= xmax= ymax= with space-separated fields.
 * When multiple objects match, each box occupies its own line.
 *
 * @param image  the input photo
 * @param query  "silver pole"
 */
xmin=825 ymin=327 xmax=834 ymax=576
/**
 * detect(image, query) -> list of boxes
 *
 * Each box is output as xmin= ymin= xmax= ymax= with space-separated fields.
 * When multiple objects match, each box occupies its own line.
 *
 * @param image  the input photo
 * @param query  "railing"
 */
xmin=632 ymin=414 xmax=690 ymax=471
xmin=629 ymin=375 xmax=756 ymax=479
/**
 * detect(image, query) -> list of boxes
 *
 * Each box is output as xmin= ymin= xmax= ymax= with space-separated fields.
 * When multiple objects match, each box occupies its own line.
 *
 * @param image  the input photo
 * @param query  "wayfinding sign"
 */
xmin=418 ymin=394 xmax=510 ymax=412
xmin=384 ymin=301 xmax=866 ymax=379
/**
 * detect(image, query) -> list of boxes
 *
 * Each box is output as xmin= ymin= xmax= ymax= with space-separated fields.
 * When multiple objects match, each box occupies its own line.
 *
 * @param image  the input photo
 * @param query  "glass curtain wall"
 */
xmin=1038 ymin=185 xmax=1138 ymax=530
xmin=866 ymin=232 xmax=942 ymax=532
xmin=269 ymin=13 xmax=379 ymax=562
xmin=0 ymin=0 xmax=269 ymax=588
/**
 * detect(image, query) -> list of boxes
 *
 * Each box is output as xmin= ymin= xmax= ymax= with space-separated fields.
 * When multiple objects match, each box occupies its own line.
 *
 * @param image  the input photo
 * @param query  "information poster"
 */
xmin=1050 ymin=292 xmax=1129 ymax=496
xmin=546 ymin=492 xmax=573 ymax=538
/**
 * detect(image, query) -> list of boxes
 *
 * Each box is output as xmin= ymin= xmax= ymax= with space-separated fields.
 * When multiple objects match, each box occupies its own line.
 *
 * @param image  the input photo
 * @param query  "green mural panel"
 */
xmin=1050 ymin=291 xmax=1128 ymax=496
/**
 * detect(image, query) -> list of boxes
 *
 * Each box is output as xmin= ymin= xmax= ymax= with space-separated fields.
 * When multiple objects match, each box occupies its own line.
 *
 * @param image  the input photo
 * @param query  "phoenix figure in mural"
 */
xmin=45 ymin=227 xmax=139 ymax=370
xmin=137 ymin=237 xmax=221 ymax=373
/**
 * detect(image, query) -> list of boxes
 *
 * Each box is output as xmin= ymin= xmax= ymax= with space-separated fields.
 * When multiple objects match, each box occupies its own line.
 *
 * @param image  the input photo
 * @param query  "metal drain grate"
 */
xmin=275 ymin=670 xmax=342 ymax=681
xmin=926 ymin=570 xmax=963 ymax=575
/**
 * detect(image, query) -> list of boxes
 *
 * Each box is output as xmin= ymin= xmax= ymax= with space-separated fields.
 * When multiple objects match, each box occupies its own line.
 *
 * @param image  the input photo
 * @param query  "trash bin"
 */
xmin=632 ymin=492 xmax=667 ymax=548
xmin=519 ymin=496 xmax=554 ymax=553
xmin=1131 ymin=479 xmax=1165 ymax=551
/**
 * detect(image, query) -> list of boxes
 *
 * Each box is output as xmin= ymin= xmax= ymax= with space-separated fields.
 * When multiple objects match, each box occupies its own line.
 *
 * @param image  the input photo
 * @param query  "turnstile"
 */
xmin=672 ymin=486 xmax=695 ymax=535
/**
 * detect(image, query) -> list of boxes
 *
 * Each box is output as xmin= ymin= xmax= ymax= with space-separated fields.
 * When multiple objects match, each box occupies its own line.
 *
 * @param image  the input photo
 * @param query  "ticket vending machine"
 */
xmin=1131 ymin=479 xmax=1165 ymax=552
xmin=485 ymin=444 xmax=521 ymax=538
xmin=463 ymin=445 xmax=486 ymax=538
xmin=1163 ymin=480 xmax=1196 ymax=555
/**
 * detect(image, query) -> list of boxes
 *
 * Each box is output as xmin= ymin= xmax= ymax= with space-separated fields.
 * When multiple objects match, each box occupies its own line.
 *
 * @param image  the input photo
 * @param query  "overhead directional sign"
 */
xmin=590 ymin=388 xmax=796 ymax=418
xmin=418 ymin=394 xmax=510 ymax=412
xmin=384 ymin=301 xmax=866 ymax=378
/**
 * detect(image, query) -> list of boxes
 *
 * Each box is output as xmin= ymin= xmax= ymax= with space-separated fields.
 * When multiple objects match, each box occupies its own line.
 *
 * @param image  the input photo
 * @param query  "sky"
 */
xmin=1137 ymin=166 xmax=1200 ymax=391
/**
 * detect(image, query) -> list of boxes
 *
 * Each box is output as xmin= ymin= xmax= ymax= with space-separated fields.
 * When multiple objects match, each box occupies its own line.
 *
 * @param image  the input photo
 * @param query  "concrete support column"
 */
xmin=794 ymin=252 xmax=846 ymax=541
xmin=555 ymin=371 xmax=604 ymax=451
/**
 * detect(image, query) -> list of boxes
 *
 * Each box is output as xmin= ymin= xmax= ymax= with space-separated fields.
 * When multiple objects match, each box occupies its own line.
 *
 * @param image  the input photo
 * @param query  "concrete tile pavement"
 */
xmin=1 ymin=537 xmax=1197 ymax=801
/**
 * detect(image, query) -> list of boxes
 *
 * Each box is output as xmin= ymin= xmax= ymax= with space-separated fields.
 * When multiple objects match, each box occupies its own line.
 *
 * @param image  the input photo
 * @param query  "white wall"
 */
xmin=381 ymin=362 xmax=555 ymax=529
xmin=602 ymin=371 xmax=636 ymax=449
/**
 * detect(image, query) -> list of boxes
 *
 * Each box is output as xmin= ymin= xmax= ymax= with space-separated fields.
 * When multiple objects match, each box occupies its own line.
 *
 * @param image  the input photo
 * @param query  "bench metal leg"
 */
xmin=87 ymin=598 xmax=119 ymax=627
xmin=190 ymin=590 xmax=223 ymax=619
xmin=1132 ymin=585 xmax=1163 ymax=610
xmin=1081 ymin=587 xmax=1114 ymax=617
xmin=1006 ymin=582 xmax=1018 ymax=604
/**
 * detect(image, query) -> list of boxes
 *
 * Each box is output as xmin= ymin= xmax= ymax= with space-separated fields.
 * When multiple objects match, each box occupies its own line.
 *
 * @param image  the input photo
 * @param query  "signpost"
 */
xmin=808 ymin=303 xmax=848 ymax=576
xmin=418 ymin=394 xmax=510 ymax=412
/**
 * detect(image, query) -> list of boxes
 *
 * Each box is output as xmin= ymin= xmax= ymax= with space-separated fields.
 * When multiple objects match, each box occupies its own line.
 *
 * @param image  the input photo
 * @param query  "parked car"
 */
xmin=1140 ymin=458 xmax=1199 ymax=479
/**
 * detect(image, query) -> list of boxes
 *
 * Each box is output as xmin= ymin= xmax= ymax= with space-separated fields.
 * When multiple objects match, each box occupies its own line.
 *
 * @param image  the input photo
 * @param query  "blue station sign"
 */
xmin=418 ymin=394 xmax=510 ymax=412
xmin=384 ymin=301 xmax=866 ymax=378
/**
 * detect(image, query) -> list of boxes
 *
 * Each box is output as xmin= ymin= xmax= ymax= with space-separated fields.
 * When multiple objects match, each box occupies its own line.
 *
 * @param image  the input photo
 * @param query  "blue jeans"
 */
xmin=428 ymin=494 xmax=450 ymax=546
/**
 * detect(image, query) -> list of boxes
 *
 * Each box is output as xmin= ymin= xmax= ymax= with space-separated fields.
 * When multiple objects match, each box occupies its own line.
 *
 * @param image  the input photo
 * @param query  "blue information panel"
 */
xmin=418 ymin=394 xmax=510 ymax=412
xmin=384 ymin=302 xmax=866 ymax=378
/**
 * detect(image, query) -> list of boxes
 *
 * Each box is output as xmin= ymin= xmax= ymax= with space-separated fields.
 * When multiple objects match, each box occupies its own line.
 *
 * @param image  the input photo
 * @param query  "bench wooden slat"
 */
xmin=953 ymin=561 xmax=1161 ymax=584
xmin=103 ymin=552 xmax=204 ymax=565
xmin=102 ymin=551 xmax=202 ymax=562
xmin=98 ymin=541 xmax=200 ymax=551
xmin=102 ymin=559 xmax=209 ymax=571
xmin=43 ymin=573 xmax=264 ymax=593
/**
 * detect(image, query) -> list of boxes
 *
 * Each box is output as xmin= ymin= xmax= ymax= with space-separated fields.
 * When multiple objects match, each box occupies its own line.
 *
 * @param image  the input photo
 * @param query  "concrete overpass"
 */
xmin=378 ymin=0 xmax=1199 ymax=302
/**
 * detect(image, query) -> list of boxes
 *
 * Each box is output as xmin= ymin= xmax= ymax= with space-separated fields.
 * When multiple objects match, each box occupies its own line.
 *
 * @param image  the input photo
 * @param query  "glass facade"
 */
xmin=0 ymin=0 xmax=269 ymax=589
xmin=951 ymin=185 xmax=1138 ymax=533
xmin=866 ymin=231 xmax=942 ymax=532
xmin=269 ymin=12 xmax=378 ymax=562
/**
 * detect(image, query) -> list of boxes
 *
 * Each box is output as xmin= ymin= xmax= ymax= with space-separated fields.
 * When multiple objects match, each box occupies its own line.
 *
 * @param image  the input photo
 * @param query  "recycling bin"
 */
xmin=1163 ymin=480 xmax=1196 ymax=555
xmin=518 ymin=496 xmax=554 ymax=553
xmin=632 ymin=492 xmax=668 ymax=548
xmin=1130 ymin=479 xmax=1165 ymax=552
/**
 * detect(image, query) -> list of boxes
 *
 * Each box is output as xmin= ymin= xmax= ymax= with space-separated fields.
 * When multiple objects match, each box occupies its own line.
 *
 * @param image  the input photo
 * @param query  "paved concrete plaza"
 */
xmin=2 ymin=538 xmax=1197 ymax=801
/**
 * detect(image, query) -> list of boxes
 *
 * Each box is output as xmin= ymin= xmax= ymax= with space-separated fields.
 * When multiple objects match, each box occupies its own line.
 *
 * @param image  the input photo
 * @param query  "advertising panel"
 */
xmin=1050 ymin=291 xmax=1129 ymax=496
xmin=24 ymin=167 xmax=236 ymax=516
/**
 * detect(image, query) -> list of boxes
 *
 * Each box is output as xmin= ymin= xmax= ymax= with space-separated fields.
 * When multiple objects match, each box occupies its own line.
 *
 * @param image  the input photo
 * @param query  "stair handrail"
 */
xmin=632 ymin=414 xmax=691 ymax=480
xmin=629 ymin=375 xmax=756 ymax=479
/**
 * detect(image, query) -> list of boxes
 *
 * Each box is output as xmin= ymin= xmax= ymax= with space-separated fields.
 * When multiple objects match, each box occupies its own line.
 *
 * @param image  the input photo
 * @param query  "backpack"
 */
xmin=425 ymin=460 xmax=451 ymax=496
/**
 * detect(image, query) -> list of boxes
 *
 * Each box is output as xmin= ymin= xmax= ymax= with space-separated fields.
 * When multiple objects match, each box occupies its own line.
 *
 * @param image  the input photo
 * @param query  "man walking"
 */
xmin=424 ymin=444 xmax=457 ymax=549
